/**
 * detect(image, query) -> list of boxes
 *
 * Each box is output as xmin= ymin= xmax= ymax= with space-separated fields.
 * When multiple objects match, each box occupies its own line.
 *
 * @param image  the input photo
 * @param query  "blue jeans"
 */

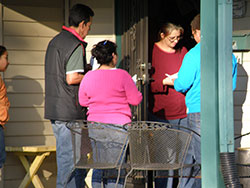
xmin=179 ymin=113 xmax=201 ymax=188
xmin=89 ymin=124 xmax=127 ymax=188
xmin=0 ymin=126 xmax=6 ymax=168
xmin=51 ymin=120 xmax=87 ymax=188
xmin=149 ymin=114 xmax=188 ymax=188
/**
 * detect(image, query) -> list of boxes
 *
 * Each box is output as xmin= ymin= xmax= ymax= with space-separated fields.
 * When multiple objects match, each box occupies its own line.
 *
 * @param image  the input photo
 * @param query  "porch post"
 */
xmin=218 ymin=0 xmax=234 ymax=153
xmin=201 ymin=0 xmax=225 ymax=187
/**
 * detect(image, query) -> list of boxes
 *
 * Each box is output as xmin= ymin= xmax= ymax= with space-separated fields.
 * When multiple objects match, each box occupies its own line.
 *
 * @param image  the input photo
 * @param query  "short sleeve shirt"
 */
xmin=66 ymin=45 xmax=84 ymax=74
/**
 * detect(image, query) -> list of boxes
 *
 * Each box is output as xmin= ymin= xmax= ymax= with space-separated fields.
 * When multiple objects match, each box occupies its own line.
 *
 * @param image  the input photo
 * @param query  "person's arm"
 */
xmin=174 ymin=52 xmax=197 ymax=93
xmin=123 ymin=72 xmax=142 ymax=105
xmin=66 ymin=45 xmax=85 ymax=85
xmin=66 ymin=72 xmax=84 ymax=85
xmin=0 ymin=78 xmax=10 ymax=126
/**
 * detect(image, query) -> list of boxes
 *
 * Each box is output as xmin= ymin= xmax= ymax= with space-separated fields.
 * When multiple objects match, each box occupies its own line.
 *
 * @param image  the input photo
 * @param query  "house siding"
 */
xmin=1 ymin=0 xmax=115 ymax=187
xmin=233 ymin=0 xmax=250 ymax=149
xmin=2 ymin=0 xmax=63 ymax=187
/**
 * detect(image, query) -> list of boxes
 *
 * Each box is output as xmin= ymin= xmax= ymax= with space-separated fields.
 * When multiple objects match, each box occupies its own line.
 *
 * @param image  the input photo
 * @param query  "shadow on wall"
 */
xmin=4 ymin=75 xmax=46 ymax=146
xmin=234 ymin=60 xmax=248 ymax=149
xmin=4 ymin=75 xmax=57 ymax=188
xmin=2 ymin=1 xmax=63 ymax=32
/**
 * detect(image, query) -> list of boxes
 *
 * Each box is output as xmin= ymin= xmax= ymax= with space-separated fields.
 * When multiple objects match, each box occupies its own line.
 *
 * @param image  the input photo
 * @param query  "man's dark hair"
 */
xmin=69 ymin=4 xmax=94 ymax=27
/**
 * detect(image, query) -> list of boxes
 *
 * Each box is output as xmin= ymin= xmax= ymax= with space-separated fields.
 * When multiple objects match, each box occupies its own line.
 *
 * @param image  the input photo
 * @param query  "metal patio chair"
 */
xmin=66 ymin=120 xmax=129 ymax=188
xmin=124 ymin=121 xmax=193 ymax=188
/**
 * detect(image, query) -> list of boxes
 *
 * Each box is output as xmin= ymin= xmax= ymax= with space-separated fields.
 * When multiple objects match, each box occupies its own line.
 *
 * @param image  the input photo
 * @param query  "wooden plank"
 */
xmin=233 ymin=15 xmax=250 ymax=31
xmin=237 ymin=64 xmax=250 ymax=76
xmin=3 ymin=6 xmax=63 ymax=22
xmin=5 ymin=79 xmax=45 ymax=93
xmin=4 ymin=22 xmax=60 ymax=37
xmin=18 ymin=155 xmax=44 ymax=188
xmin=234 ymin=91 xmax=250 ymax=105
xmin=234 ymin=105 xmax=250 ymax=121
xmin=5 ymin=135 xmax=56 ymax=147
xmin=234 ymin=76 xmax=250 ymax=91
xmin=5 ymin=151 xmax=56 ymax=166
xmin=3 ymin=0 xmax=61 ymax=7
xmin=9 ymin=107 xmax=45 ymax=122
xmin=71 ymin=0 xmax=113 ymax=9
xmin=5 ymin=122 xmax=52 ymax=136
xmin=89 ymin=23 xmax=114 ymax=35
xmin=4 ymin=36 xmax=51 ymax=51
xmin=3 ymin=164 xmax=25 ymax=180
xmin=6 ymin=146 xmax=56 ymax=152
xmin=8 ymin=50 xmax=46 ymax=65
xmin=88 ymin=8 xmax=114 ymax=24
xmin=8 ymin=94 xmax=44 ymax=107
xmin=4 ymin=65 xmax=44 ymax=79
xmin=234 ymin=120 xmax=243 ymax=135
xmin=242 ymin=51 xmax=250 ymax=61
xmin=4 ymin=156 xmax=56 ymax=185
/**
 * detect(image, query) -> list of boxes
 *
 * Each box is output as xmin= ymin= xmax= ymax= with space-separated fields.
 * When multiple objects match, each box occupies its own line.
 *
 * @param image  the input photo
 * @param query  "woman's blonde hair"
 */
xmin=158 ymin=22 xmax=184 ymax=41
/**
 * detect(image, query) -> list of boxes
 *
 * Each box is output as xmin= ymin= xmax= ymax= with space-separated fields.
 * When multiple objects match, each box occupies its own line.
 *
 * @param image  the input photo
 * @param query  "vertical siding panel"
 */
xmin=2 ymin=0 xmax=63 ymax=187
xmin=1 ymin=0 xmax=115 ymax=187
xmin=234 ymin=51 xmax=250 ymax=149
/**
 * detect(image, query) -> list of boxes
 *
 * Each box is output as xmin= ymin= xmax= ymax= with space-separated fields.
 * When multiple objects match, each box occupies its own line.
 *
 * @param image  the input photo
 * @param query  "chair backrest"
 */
xmin=67 ymin=121 xmax=129 ymax=170
xmin=126 ymin=121 xmax=193 ymax=171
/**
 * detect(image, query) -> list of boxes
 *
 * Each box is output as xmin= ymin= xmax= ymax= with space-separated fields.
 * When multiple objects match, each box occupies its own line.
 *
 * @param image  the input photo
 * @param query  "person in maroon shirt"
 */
xmin=149 ymin=22 xmax=188 ymax=188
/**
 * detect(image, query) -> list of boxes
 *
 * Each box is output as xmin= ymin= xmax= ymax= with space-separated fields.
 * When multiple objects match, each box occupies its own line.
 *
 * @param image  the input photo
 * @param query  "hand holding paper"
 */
xmin=165 ymin=72 xmax=178 ymax=79
xmin=132 ymin=74 xmax=137 ymax=84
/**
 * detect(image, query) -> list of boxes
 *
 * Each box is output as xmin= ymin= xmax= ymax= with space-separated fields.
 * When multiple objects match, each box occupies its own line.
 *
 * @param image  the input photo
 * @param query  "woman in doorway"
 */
xmin=78 ymin=40 xmax=142 ymax=188
xmin=150 ymin=23 xmax=188 ymax=188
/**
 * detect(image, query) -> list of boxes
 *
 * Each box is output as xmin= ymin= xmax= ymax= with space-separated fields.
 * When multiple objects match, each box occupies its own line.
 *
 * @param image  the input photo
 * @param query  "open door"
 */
xmin=117 ymin=0 xmax=149 ymax=121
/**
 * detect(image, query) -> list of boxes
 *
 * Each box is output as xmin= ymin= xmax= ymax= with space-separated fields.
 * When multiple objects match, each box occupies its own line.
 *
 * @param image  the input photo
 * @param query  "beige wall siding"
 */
xmin=2 ymin=0 xmax=63 ymax=187
xmin=233 ymin=0 xmax=250 ymax=31
xmin=3 ymin=0 xmax=63 ymax=144
xmin=1 ymin=0 xmax=115 ymax=187
xmin=233 ymin=51 xmax=250 ymax=148
xmin=233 ymin=0 xmax=250 ymax=149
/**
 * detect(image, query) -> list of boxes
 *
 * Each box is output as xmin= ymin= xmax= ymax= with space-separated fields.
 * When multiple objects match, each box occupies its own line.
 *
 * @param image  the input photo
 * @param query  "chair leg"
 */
xmin=145 ymin=171 xmax=148 ymax=188
xmin=124 ymin=168 xmax=133 ymax=188
xmin=152 ymin=171 xmax=155 ymax=188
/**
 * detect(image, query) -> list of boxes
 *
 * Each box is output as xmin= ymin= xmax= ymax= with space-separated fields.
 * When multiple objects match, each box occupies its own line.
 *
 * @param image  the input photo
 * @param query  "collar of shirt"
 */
xmin=62 ymin=26 xmax=87 ymax=43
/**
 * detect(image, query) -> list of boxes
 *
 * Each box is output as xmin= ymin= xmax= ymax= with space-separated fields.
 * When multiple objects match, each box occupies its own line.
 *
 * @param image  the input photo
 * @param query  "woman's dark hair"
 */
xmin=69 ymin=4 xmax=94 ymax=27
xmin=0 ymin=46 xmax=7 ymax=56
xmin=91 ymin=40 xmax=117 ymax=65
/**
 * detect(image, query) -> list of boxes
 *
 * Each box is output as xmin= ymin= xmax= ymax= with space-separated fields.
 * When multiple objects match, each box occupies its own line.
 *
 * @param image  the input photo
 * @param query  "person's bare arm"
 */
xmin=66 ymin=72 xmax=84 ymax=85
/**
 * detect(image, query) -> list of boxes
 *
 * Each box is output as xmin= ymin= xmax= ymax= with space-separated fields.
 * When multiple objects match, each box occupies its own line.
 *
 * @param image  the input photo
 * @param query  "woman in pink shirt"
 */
xmin=79 ymin=40 xmax=142 ymax=188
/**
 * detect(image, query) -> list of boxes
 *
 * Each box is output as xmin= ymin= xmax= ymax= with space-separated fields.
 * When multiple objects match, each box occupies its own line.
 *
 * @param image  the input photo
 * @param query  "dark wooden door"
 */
xmin=117 ymin=0 xmax=149 ymax=121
